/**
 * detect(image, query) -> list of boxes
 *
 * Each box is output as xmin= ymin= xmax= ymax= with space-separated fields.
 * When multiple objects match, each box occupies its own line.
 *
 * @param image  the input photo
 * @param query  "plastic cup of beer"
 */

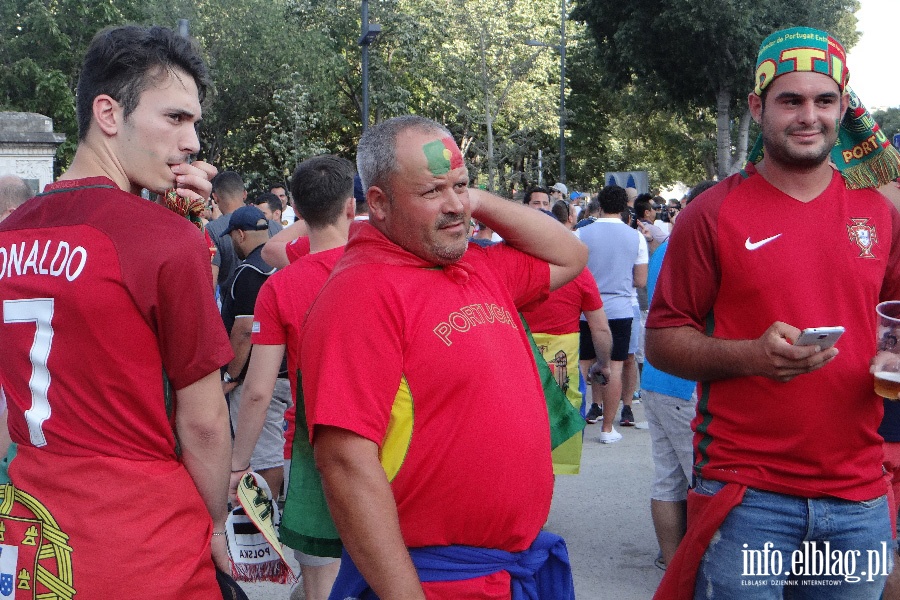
xmin=874 ymin=301 xmax=900 ymax=400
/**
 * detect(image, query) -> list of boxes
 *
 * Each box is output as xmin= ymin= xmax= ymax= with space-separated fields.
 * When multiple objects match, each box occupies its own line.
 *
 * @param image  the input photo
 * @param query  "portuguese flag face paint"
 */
xmin=423 ymin=137 xmax=464 ymax=176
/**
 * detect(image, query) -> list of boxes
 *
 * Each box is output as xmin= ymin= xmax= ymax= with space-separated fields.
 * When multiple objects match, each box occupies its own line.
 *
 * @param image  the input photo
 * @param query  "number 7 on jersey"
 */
xmin=3 ymin=298 xmax=55 ymax=447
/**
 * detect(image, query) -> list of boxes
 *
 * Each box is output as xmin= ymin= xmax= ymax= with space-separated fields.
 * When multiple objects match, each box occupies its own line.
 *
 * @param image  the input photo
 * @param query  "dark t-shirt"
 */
xmin=879 ymin=400 xmax=900 ymax=443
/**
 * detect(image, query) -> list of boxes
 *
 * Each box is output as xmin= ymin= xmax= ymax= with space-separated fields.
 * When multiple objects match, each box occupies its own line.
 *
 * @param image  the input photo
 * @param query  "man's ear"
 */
xmin=93 ymin=94 xmax=121 ymax=137
xmin=367 ymin=186 xmax=390 ymax=222
xmin=748 ymin=92 xmax=763 ymax=125
xmin=345 ymin=196 xmax=355 ymax=220
xmin=840 ymin=91 xmax=850 ymax=116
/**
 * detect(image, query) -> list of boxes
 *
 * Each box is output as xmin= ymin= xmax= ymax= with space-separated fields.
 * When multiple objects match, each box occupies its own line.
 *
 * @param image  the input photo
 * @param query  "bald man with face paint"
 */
xmin=299 ymin=116 xmax=586 ymax=600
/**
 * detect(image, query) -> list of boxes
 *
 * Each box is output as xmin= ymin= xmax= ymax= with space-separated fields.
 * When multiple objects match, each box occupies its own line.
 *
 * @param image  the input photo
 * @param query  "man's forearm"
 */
xmin=231 ymin=345 xmax=283 ymax=471
xmin=633 ymin=264 xmax=648 ymax=289
xmin=315 ymin=426 xmax=426 ymax=600
xmin=262 ymin=220 xmax=309 ymax=268
xmin=176 ymin=371 xmax=232 ymax=530
xmin=469 ymin=189 xmax=587 ymax=290
xmin=645 ymin=326 xmax=758 ymax=382
xmin=226 ymin=318 xmax=253 ymax=377
xmin=585 ymin=309 xmax=613 ymax=366
xmin=647 ymin=321 xmax=838 ymax=384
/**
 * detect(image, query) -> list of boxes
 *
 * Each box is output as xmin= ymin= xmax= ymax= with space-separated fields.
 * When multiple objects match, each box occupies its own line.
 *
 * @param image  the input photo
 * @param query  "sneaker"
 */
xmin=598 ymin=427 xmax=623 ymax=444
xmin=585 ymin=403 xmax=603 ymax=424
xmin=620 ymin=405 xmax=635 ymax=427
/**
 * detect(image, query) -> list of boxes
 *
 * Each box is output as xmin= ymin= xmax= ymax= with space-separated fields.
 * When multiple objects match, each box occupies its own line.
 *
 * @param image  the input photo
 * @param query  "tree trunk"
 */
xmin=479 ymin=27 xmax=496 ymax=193
xmin=702 ymin=155 xmax=717 ymax=181
xmin=715 ymin=87 xmax=732 ymax=180
xmin=730 ymin=108 xmax=751 ymax=175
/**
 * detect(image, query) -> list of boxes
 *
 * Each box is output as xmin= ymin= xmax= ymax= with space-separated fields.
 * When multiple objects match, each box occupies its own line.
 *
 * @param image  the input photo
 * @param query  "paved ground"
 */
xmin=240 ymin=401 xmax=664 ymax=600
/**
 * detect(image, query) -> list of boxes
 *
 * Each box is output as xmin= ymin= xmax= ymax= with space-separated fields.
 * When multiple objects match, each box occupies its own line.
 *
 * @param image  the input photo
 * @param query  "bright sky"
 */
xmin=845 ymin=0 xmax=899 ymax=109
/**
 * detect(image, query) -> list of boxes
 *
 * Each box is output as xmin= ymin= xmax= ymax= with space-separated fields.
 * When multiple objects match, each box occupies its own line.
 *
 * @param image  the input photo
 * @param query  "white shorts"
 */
xmin=642 ymin=389 xmax=696 ymax=501
xmin=229 ymin=378 xmax=292 ymax=471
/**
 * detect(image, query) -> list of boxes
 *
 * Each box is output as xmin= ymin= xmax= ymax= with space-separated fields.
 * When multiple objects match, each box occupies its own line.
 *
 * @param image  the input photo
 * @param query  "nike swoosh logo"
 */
xmin=745 ymin=234 xmax=782 ymax=250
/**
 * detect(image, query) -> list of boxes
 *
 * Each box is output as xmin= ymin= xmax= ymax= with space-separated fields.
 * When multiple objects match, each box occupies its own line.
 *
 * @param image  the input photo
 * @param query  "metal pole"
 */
xmin=559 ymin=0 xmax=566 ymax=184
xmin=361 ymin=0 xmax=370 ymax=132
xmin=538 ymin=149 xmax=543 ymax=187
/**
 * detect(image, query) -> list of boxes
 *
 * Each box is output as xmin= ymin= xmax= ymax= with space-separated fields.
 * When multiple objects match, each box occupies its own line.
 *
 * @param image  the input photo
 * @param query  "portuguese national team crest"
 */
xmin=0 ymin=485 xmax=74 ymax=599
xmin=847 ymin=218 xmax=878 ymax=259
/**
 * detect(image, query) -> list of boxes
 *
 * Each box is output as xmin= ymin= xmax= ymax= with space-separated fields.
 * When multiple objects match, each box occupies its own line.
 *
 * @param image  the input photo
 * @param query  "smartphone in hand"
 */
xmin=795 ymin=326 xmax=845 ymax=349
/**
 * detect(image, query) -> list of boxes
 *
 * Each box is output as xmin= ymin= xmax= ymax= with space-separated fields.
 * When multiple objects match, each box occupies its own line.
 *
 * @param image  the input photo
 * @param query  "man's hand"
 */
xmin=588 ymin=360 xmax=611 ymax=386
xmin=171 ymin=160 xmax=218 ymax=202
xmin=754 ymin=321 xmax=838 ymax=382
xmin=211 ymin=531 xmax=231 ymax=573
xmin=228 ymin=468 xmax=250 ymax=504
xmin=637 ymin=221 xmax=653 ymax=242
xmin=467 ymin=186 xmax=480 ymax=216
xmin=871 ymin=351 xmax=900 ymax=375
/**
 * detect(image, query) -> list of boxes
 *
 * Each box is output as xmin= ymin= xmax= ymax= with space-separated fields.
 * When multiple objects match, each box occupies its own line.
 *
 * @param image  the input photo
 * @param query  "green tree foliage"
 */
xmin=874 ymin=108 xmax=900 ymax=143
xmin=143 ymin=0 xmax=329 ymax=191
xmin=571 ymin=0 xmax=859 ymax=179
xmin=406 ymin=0 xmax=561 ymax=193
xmin=565 ymin=29 xmax=715 ymax=190
xmin=3 ymin=0 xmax=755 ymax=192
xmin=0 ymin=0 xmax=146 ymax=167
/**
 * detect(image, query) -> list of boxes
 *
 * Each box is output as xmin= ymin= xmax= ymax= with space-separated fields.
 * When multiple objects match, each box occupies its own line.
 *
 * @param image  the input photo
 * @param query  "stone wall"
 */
xmin=0 ymin=112 xmax=66 ymax=194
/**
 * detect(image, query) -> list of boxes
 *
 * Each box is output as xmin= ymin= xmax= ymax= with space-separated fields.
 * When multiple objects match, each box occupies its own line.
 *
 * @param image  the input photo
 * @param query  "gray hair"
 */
xmin=0 ymin=175 xmax=34 ymax=212
xmin=356 ymin=115 xmax=452 ymax=194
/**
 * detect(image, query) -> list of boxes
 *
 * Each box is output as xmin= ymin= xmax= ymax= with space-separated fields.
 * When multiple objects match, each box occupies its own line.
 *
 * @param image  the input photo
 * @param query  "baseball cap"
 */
xmin=222 ymin=205 xmax=269 ymax=235
xmin=353 ymin=174 xmax=366 ymax=208
xmin=551 ymin=182 xmax=568 ymax=196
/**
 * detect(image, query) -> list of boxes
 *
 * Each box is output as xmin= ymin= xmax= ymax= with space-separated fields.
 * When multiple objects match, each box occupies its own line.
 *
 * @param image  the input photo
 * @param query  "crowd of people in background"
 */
xmin=2 ymin=20 xmax=900 ymax=600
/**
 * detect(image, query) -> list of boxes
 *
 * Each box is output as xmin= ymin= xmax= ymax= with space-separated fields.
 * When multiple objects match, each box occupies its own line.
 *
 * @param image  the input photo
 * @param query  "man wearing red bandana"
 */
xmin=647 ymin=26 xmax=900 ymax=599
xmin=301 ymin=115 xmax=587 ymax=599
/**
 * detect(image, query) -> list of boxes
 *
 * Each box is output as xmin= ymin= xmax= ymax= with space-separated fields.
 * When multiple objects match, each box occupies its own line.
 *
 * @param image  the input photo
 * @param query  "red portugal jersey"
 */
xmin=0 ymin=177 xmax=232 ymax=598
xmin=647 ymin=164 xmax=900 ymax=501
xmin=301 ymin=224 xmax=552 ymax=598
xmin=285 ymin=236 xmax=311 ymax=264
xmin=521 ymin=267 xmax=603 ymax=335
xmin=251 ymin=245 xmax=345 ymax=458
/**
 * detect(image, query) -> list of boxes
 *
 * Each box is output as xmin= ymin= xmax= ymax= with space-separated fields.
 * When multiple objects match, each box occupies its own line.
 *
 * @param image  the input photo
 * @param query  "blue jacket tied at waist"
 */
xmin=328 ymin=530 xmax=575 ymax=600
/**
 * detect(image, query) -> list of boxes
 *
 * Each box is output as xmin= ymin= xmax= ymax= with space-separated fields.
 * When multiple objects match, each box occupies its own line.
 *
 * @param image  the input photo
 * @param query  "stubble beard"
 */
xmin=764 ymin=130 xmax=834 ymax=171
xmin=432 ymin=213 xmax=470 ymax=263
xmin=759 ymin=106 xmax=837 ymax=171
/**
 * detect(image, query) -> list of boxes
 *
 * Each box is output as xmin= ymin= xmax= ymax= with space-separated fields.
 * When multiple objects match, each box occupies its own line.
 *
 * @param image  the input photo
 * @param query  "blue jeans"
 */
xmin=692 ymin=477 xmax=892 ymax=599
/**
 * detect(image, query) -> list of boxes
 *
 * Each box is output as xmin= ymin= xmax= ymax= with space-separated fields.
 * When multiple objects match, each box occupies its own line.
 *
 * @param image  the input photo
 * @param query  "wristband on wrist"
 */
xmin=231 ymin=465 xmax=250 ymax=473
xmin=212 ymin=531 xmax=226 ymax=537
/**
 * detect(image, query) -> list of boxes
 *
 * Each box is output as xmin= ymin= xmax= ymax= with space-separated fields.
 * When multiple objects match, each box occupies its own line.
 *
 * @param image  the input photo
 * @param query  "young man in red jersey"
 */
xmin=0 ymin=26 xmax=231 ymax=598
xmin=647 ymin=27 xmax=900 ymax=598
xmin=230 ymin=155 xmax=356 ymax=599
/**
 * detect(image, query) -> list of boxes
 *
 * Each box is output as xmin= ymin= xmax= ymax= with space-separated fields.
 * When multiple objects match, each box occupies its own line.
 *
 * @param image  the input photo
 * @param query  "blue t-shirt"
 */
xmin=641 ymin=239 xmax=696 ymax=400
